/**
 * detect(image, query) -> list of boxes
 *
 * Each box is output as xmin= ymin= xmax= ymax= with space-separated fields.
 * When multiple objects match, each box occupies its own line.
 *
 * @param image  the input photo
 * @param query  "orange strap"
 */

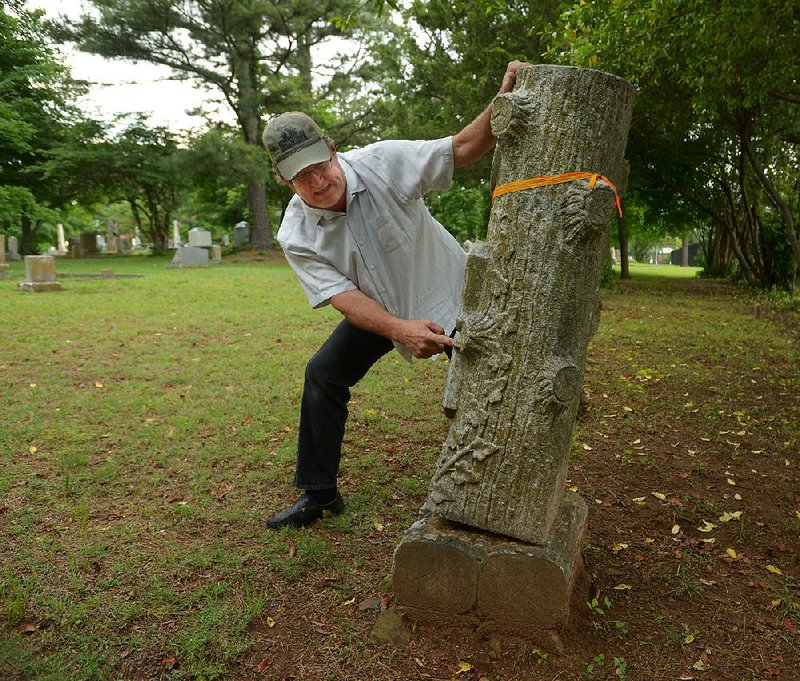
xmin=492 ymin=171 xmax=623 ymax=217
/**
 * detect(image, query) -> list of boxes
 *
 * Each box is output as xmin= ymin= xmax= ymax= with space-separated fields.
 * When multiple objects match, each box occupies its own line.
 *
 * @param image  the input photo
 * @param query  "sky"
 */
xmin=31 ymin=0 xmax=230 ymax=134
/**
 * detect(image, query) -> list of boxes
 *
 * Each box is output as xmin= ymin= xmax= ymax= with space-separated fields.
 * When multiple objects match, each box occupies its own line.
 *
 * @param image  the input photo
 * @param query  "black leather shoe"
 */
xmin=266 ymin=492 xmax=345 ymax=529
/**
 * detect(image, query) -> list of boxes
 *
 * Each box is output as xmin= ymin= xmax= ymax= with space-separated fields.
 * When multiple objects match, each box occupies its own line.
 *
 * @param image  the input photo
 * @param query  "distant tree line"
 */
xmin=1 ymin=0 xmax=797 ymax=292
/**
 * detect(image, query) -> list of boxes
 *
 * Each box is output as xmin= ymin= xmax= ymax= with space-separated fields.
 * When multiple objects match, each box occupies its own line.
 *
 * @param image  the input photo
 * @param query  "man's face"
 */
xmin=290 ymin=155 xmax=346 ymax=211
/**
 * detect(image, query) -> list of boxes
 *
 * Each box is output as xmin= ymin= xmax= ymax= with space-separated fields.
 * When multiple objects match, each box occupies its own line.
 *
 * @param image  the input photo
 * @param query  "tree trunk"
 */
xmin=619 ymin=212 xmax=630 ymax=279
xmin=235 ymin=51 xmax=272 ymax=251
xmin=20 ymin=214 xmax=36 ymax=255
xmin=429 ymin=65 xmax=635 ymax=543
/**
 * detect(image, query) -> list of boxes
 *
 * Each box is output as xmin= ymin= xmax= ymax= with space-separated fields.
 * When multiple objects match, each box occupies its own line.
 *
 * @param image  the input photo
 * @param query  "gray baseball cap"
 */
xmin=263 ymin=112 xmax=331 ymax=180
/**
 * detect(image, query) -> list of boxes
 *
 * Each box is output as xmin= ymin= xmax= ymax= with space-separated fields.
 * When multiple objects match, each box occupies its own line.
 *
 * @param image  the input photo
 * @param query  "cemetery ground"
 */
xmin=1 ymin=256 xmax=798 ymax=681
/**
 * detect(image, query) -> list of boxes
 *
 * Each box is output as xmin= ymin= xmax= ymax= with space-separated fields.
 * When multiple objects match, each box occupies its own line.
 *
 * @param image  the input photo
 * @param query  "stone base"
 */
xmin=18 ymin=281 xmax=63 ymax=292
xmin=393 ymin=492 xmax=588 ymax=653
xmin=168 ymin=246 xmax=209 ymax=268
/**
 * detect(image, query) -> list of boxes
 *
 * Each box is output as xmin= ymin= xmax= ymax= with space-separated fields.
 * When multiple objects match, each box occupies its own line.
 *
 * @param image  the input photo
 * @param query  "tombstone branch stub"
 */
xmin=394 ymin=64 xmax=634 ymax=647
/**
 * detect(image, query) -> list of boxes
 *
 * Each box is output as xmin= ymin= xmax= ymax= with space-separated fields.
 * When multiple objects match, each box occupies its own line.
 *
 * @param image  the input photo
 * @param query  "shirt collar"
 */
xmin=300 ymin=155 xmax=365 ymax=225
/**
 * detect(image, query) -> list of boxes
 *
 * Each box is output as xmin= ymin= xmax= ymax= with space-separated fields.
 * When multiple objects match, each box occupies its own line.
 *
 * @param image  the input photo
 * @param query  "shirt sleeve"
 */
xmin=281 ymin=244 xmax=357 ymax=309
xmin=369 ymin=137 xmax=454 ymax=201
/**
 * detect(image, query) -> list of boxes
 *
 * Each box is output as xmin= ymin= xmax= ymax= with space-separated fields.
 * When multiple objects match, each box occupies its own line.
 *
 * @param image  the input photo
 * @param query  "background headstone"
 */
xmin=172 ymin=219 xmax=183 ymax=248
xmin=7 ymin=236 xmax=21 ymax=261
xmin=79 ymin=232 xmax=98 ymax=255
xmin=18 ymin=255 xmax=63 ymax=291
xmin=0 ymin=235 xmax=8 ymax=275
xmin=56 ymin=223 xmax=67 ymax=255
xmin=169 ymin=246 xmax=209 ymax=268
xmin=188 ymin=227 xmax=213 ymax=248
xmin=233 ymin=221 xmax=249 ymax=247
xmin=211 ymin=244 xmax=222 ymax=263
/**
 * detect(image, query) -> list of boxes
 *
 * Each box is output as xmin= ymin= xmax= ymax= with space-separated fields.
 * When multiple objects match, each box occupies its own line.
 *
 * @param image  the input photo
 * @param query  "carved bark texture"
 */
xmin=429 ymin=65 xmax=634 ymax=544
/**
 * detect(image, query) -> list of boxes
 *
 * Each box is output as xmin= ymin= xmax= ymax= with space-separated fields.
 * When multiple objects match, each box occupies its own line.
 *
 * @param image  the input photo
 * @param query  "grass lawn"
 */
xmin=1 ymin=254 xmax=798 ymax=680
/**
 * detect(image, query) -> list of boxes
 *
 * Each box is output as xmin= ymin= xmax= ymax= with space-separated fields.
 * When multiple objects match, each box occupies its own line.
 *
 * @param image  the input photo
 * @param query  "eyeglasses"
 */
xmin=291 ymin=158 xmax=333 ymax=183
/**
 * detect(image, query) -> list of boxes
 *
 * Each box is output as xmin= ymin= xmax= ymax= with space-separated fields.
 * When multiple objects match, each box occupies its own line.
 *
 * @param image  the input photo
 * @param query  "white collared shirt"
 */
xmin=277 ymin=137 xmax=467 ymax=361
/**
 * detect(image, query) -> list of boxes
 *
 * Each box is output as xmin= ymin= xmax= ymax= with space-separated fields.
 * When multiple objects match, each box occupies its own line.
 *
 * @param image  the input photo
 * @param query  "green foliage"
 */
xmin=426 ymin=184 xmax=490 ymax=243
xmin=56 ymin=0 xmax=397 ymax=249
xmin=548 ymin=0 xmax=800 ymax=290
xmin=0 ymin=2 xmax=84 ymax=253
xmin=376 ymin=0 xmax=569 ymax=184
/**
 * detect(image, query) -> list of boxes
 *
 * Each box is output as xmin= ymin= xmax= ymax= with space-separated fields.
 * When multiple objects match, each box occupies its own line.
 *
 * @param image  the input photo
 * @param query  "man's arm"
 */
xmin=329 ymin=289 xmax=452 ymax=359
xmin=452 ymin=60 xmax=529 ymax=168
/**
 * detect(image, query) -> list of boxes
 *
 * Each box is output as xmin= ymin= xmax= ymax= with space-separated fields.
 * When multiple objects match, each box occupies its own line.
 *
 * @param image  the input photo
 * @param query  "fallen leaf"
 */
xmin=685 ymin=633 xmax=695 ymax=644
xmin=16 ymin=622 xmax=39 ymax=635
xmin=765 ymin=565 xmax=783 ymax=575
xmin=288 ymin=544 xmax=297 ymax=558
xmin=256 ymin=657 xmax=271 ymax=673
xmin=699 ymin=579 xmax=716 ymax=586
xmin=28 ymin=445 xmax=37 ymax=454
xmin=632 ymin=496 xmax=646 ymax=503
xmin=719 ymin=511 xmax=743 ymax=522
xmin=161 ymin=658 xmax=177 ymax=669
xmin=568 ymin=486 xmax=578 ymax=492
xmin=651 ymin=492 xmax=667 ymax=501
xmin=582 ymin=443 xmax=592 ymax=451
xmin=784 ymin=618 xmax=799 ymax=635
xmin=456 ymin=661 xmax=472 ymax=674
xmin=322 ymin=509 xmax=333 ymax=518
xmin=645 ymin=537 xmax=655 ymax=543
xmin=692 ymin=660 xmax=707 ymax=671
xmin=697 ymin=521 xmax=717 ymax=533
xmin=726 ymin=478 xmax=736 ymax=486
xmin=726 ymin=548 xmax=738 ymax=559
xmin=95 ymin=381 xmax=103 ymax=388
xmin=380 ymin=594 xmax=393 ymax=611
xmin=342 ymin=597 xmax=356 ymax=606
xmin=373 ymin=518 xmax=384 ymax=532
xmin=611 ymin=543 xmax=629 ymax=553
xmin=734 ymin=493 xmax=742 ymax=500
xmin=613 ymin=583 xmax=632 ymax=590
xmin=623 ymin=406 xmax=633 ymax=412
xmin=266 ymin=616 xmax=276 ymax=628
xmin=671 ymin=524 xmax=681 ymax=535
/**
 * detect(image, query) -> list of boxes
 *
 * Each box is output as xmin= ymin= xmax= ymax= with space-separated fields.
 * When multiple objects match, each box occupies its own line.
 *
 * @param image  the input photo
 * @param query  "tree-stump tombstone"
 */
xmin=393 ymin=64 xmax=635 ymax=650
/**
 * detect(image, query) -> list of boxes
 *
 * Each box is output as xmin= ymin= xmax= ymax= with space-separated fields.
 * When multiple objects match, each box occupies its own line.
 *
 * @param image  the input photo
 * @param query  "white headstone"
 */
xmin=172 ymin=220 xmax=183 ymax=248
xmin=56 ymin=223 xmax=67 ymax=254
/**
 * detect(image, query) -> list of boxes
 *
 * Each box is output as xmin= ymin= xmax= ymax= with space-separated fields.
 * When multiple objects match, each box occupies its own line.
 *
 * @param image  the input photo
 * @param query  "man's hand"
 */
xmin=498 ymin=60 xmax=530 ymax=95
xmin=394 ymin=319 xmax=453 ymax=359
xmin=330 ymin=289 xmax=451 ymax=358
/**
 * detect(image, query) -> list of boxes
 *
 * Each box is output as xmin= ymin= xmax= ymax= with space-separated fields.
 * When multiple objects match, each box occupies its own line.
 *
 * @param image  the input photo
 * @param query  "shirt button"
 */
xmin=370 ymin=264 xmax=375 ymax=270
xmin=381 ymin=287 xmax=386 ymax=293
xmin=359 ymin=240 xmax=365 ymax=246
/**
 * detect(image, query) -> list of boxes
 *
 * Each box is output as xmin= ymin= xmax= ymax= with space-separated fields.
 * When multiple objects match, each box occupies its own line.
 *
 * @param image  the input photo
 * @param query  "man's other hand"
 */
xmin=396 ymin=319 xmax=453 ymax=359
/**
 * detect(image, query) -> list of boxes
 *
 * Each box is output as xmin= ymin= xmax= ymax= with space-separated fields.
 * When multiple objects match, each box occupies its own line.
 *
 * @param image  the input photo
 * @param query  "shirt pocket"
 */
xmin=374 ymin=210 xmax=412 ymax=253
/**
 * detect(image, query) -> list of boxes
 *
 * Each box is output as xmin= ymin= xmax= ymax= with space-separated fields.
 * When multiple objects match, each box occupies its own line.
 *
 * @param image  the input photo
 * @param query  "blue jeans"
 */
xmin=295 ymin=319 xmax=393 ymax=490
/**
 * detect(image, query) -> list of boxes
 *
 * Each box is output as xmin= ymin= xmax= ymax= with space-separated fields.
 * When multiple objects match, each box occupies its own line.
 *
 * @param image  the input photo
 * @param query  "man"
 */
xmin=263 ymin=61 xmax=527 ymax=529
